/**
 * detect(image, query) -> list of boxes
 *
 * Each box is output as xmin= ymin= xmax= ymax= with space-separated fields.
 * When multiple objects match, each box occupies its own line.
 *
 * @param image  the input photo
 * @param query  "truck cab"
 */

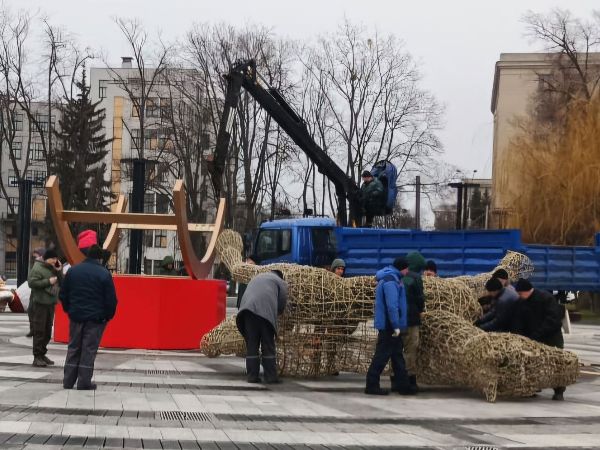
xmin=254 ymin=218 xmax=338 ymax=268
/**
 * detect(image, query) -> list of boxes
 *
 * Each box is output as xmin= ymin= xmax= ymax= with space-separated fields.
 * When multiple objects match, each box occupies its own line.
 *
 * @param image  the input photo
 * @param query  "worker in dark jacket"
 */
xmin=399 ymin=251 xmax=426 ymax=392
xmin=365 ymin=257 xmax=415 ymax=396
xmin=159 ymin=255 xmax=178 ymax=276
xmin=236 ymin=270 xmax=288 ymax=384
xmin=512 ymin=278 xmax=566 ymax=401
xmin=60 ymin=245 xmax=118 ymax=390
xmin=28 ymin=249 xmax=62 ymax=367
xmin=360 ymin=170 xmax=385 ymax=228
xmin=475 ymin=277 xmax=518 ymax=332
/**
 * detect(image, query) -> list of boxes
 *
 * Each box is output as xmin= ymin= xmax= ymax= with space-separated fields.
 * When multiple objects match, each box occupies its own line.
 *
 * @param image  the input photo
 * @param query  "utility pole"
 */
xmin=415 ymin=175 xmax=421 ymax=229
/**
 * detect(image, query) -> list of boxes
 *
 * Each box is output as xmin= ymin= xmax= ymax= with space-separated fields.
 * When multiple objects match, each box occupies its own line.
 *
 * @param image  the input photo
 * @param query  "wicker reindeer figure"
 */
xmin=202 ymin=230 xmax=579 ymax=402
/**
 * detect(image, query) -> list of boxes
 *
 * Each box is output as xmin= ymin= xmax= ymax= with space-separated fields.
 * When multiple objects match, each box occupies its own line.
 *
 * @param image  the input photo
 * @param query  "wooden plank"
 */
xmin=116 ymin=223 xmax=215 ymax=232
xmin=60 ymin=211 xmax=177 ymax=225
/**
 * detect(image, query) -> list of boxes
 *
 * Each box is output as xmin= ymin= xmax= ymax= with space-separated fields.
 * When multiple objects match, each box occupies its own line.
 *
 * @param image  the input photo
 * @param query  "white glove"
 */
xmin=393 ymin=328 xmax=401 ymax=337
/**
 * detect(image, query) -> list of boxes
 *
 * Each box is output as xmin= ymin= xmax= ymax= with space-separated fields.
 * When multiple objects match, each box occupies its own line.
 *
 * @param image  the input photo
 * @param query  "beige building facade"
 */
xmin=491 ymin=52 xmax=600 ymax=228
xmin=89 ymin=59 xmax=214 ymax=274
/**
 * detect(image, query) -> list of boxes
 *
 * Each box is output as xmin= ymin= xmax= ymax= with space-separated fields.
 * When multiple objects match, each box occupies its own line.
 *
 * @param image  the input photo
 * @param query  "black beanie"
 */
xmin=493 ymin=268 xmax=509 ymax=280
xmin=87 ymin=244 xmax=103 ymax=260
xmin=515 ymin=278 xmax=533 ymax=292
xmin=393 ymin=257 xmax=409 ymax=271
xmin=43 ymin=249 xmax=58 ymax=260
xmin=485 ymin=277 xmax=503 ymax=292
xmin=361 ymin=170 xmax=372 ymax=177
xmin=425 ymin=260 xmax=437 ymax=272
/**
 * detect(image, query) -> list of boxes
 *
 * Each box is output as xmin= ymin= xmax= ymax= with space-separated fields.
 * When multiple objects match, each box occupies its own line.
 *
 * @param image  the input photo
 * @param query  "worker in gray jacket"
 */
xmin=236 ymin=270 xmax=288 ymax=384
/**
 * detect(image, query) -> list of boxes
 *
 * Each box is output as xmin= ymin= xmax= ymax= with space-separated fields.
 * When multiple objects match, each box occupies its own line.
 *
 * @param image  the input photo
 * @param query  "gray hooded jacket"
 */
xmin=236 ymin=272 xmax=288 ymax=334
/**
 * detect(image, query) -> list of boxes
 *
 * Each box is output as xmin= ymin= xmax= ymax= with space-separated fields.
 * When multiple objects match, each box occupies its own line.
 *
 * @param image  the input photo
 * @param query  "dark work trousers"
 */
xmin=32 ymin=303 xmax=55 ymax=358
xmin=27 ymin=301 xmax=35 ymax=334
xmin=63 ymin=321 xmax=106 ymax=389
xmin=242 ymin=312 xmax=277 ymax=382
xmin=366 ymin=329 xmax=410 ymax=390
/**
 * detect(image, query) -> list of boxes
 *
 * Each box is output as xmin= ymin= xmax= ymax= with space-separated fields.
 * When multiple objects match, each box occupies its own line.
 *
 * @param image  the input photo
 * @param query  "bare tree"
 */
xmin=523 ymin=9 xmax=600 ymax=102
xmin=184 ymin=23 xmax=295 ymax=232
xmin=304 ymin=20 xmax=443 ymax=190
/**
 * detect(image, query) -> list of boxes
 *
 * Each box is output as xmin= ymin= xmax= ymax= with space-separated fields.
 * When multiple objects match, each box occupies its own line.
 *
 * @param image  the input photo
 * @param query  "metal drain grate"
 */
xmin=145 ymin=369 xmax=179 ymax=375
xmin=158 ymin=411 xmax=213 ymax=422
xmin=466 ymin=447 xmax=499 ymax=450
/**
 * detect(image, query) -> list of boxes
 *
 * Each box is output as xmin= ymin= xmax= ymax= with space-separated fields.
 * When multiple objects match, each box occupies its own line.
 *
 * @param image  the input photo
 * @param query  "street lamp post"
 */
xmin=15 ymin=178 xmax=45 ymax=286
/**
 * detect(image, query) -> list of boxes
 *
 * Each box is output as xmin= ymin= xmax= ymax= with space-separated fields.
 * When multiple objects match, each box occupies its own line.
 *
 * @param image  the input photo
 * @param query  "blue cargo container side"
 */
xmin=337 ymin=228 xmax=525 ymax=278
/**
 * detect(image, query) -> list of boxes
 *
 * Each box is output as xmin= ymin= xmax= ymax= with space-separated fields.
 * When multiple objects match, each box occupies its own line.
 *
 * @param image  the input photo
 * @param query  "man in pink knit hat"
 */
xmin=77 ymin=230 xmax=97 ymax=256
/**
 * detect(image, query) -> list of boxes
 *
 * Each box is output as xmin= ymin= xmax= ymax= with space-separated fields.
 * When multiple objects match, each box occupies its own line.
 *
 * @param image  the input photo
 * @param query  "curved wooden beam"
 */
xmin=46 ymin=176 xmax=86 ymax=265
xmin=173 ymin=180 xmax=225 ymax=279
xmin=102 ymin=194 xmax=127 ymax=252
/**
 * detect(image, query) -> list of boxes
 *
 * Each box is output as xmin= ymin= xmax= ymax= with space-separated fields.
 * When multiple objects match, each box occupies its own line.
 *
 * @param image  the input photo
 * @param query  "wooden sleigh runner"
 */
xmin=46 ymin=175 xmax=225 ymax=279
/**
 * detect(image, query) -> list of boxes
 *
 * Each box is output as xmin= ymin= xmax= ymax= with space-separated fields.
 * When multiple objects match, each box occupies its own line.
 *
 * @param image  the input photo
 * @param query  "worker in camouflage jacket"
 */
xmin=397 ymin=251 xmax=426 ymax=393
xmin=360 ymin=170 xmax=386 ymax=227
xmin=28 ymin=249 xmax=63 ymax=367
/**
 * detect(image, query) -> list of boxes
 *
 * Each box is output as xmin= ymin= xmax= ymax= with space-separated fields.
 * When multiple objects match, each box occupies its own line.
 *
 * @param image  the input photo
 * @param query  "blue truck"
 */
xmin=252 ymin=218 xmax=600 ymax=292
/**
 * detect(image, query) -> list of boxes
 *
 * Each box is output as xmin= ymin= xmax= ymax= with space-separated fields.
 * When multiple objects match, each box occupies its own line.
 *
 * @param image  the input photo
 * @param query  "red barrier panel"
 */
xmin=54 ymin=275 xmax=226 ymax=350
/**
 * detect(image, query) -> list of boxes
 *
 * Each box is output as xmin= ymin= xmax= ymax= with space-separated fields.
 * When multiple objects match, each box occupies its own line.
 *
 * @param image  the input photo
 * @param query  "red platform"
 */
xmin=54 ymin=275 xmax=226 ymax=350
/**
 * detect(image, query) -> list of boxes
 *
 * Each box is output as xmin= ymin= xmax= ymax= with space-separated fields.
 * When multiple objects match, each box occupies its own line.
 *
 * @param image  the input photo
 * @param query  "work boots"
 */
xmin=32 ymin=357 xmax=47 ymax=367
xmin=262 ymin=357 xmax=280 ymax=384
xmin=409 ymin=375 xmax=419 ymax=393
xmin=42 ymin=356 xmax=54 ymax=366
xmin=246 ymin=357 xmax=261 ymax=383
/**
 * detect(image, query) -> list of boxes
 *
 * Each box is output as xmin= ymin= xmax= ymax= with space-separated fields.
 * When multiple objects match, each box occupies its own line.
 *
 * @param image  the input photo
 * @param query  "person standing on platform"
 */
xmin=236 ymin=270 xmax=288 ymax=384
xmin=28 ymin=249 xmax=62 ymax=367
xmin=60 ymin=245 xmax=118 ymax=390
xmin=26 ymin=247 xmax=45 ymax=338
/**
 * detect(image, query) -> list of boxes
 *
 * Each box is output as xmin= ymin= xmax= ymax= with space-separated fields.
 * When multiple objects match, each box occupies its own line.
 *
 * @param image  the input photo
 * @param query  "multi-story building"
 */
xmin=0 ymin=103 xmax=55 ymax=278
xmin=490 ymin=52 xmax=600 ymax=227
xmin=89 ymin=58 xmax=214 ymax=274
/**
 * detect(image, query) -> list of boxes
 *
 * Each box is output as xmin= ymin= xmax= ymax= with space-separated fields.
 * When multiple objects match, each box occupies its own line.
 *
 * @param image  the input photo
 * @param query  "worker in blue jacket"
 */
xmin=365 ymin=257 xmax=416 ymax=396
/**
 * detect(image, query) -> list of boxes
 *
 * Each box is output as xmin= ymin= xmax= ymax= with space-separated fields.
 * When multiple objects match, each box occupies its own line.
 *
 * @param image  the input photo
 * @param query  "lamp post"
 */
xmin=14 ymin=177 xmax=45 ymax=286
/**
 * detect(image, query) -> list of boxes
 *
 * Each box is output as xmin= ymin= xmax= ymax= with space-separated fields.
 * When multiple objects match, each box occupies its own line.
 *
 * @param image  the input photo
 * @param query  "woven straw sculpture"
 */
xmin=201 ymin=229 xmax=579 ymax=402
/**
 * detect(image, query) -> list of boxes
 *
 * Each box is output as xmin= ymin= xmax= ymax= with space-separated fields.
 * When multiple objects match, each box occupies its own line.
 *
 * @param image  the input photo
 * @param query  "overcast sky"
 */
xmin=19 ymin=0 xmax=599 ymax=179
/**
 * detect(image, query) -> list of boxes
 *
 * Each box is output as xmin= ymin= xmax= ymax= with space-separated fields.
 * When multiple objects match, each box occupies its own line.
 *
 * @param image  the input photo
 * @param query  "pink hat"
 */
xmin=77 ymin=229 xmax=98 ymax=249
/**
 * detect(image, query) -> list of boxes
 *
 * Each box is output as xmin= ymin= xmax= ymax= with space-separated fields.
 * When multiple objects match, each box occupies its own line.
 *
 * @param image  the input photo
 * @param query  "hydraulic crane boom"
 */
xmin=208 ymin=59 xmax=362 ymax=227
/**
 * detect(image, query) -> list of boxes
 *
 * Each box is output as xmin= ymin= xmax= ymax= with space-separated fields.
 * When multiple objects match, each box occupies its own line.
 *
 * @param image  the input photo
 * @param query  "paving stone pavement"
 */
xmin=0 ymin=313 xmax=599 ymax=449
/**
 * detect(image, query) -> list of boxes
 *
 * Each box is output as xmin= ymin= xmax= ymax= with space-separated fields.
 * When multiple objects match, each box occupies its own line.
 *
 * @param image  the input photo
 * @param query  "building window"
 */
xmin=30 ymin=142 xmax=45 ymax=161
xmin=144 ymin=230 xmax=154 ymax=248
xmin=7 ymin=170 xmax=18 ymax=187
xmin=144 ymin=129 xmax=159 ymax=150
xmin=11 ymin=112 xmax=23 ymax=132
xmin=144 ymin=193 xmax=155 ymax=213
xmin=146 ymin=97 xmax=160 ymax=118
xmin=35 ymin=113 xmax=55 ymax=132
xmin=99 ymin=80 xmax=108 ymax=99
xmin=131 ymin=98 xmax=140 ymax=117
xmin=156 ymin=193 xmax=169 ymax=214
xmin=12 ymin=140 xmax=22 ymax=159
xmin=7 ymin=197 xmax=18 ymax=214
xmin=160 ymin=98 xmax=171 ymax=119
xmin=130 ymin=129 xmax=140 ymax=149
xmin=4 ymin=252 xmax=17 ymax=278
xmin=27 ymin=170 xmax=47 ymax=183
xmin=154 ymin=229 xmax=167 ymax=248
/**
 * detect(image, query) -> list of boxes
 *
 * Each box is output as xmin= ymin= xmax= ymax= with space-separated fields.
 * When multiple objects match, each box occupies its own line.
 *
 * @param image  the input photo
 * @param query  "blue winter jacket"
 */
xmin=374 ymin=266 xmax=408 ymax=331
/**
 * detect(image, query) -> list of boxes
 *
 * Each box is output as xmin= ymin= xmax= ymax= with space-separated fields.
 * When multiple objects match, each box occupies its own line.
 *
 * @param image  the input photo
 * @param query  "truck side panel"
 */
xmin=338 ymin=228 xmax=523 ymax=277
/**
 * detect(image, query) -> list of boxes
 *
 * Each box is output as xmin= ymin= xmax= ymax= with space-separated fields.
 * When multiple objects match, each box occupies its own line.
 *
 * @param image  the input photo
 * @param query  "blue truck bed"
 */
xmin=337 ymin=227 xmax=600 ymax=292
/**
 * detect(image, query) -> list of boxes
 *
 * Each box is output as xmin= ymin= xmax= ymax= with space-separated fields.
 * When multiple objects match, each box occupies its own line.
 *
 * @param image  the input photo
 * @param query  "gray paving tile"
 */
xmin=45 ymin=434 xmax=69 ymax=446
xmin=123 ymin=437 xmax=143 ymax=448
xmin=180 ymin=440 xmax=202 ymax=449
xmin=84 ymin=436 xmax=106 ymax=447
xmin=162 ymin=439 xmax=183 ymax=449
xmin=104 ymin=437 xmax=124 ymax=448
xmin=141 ymin=438 xmax=163 ymax=449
